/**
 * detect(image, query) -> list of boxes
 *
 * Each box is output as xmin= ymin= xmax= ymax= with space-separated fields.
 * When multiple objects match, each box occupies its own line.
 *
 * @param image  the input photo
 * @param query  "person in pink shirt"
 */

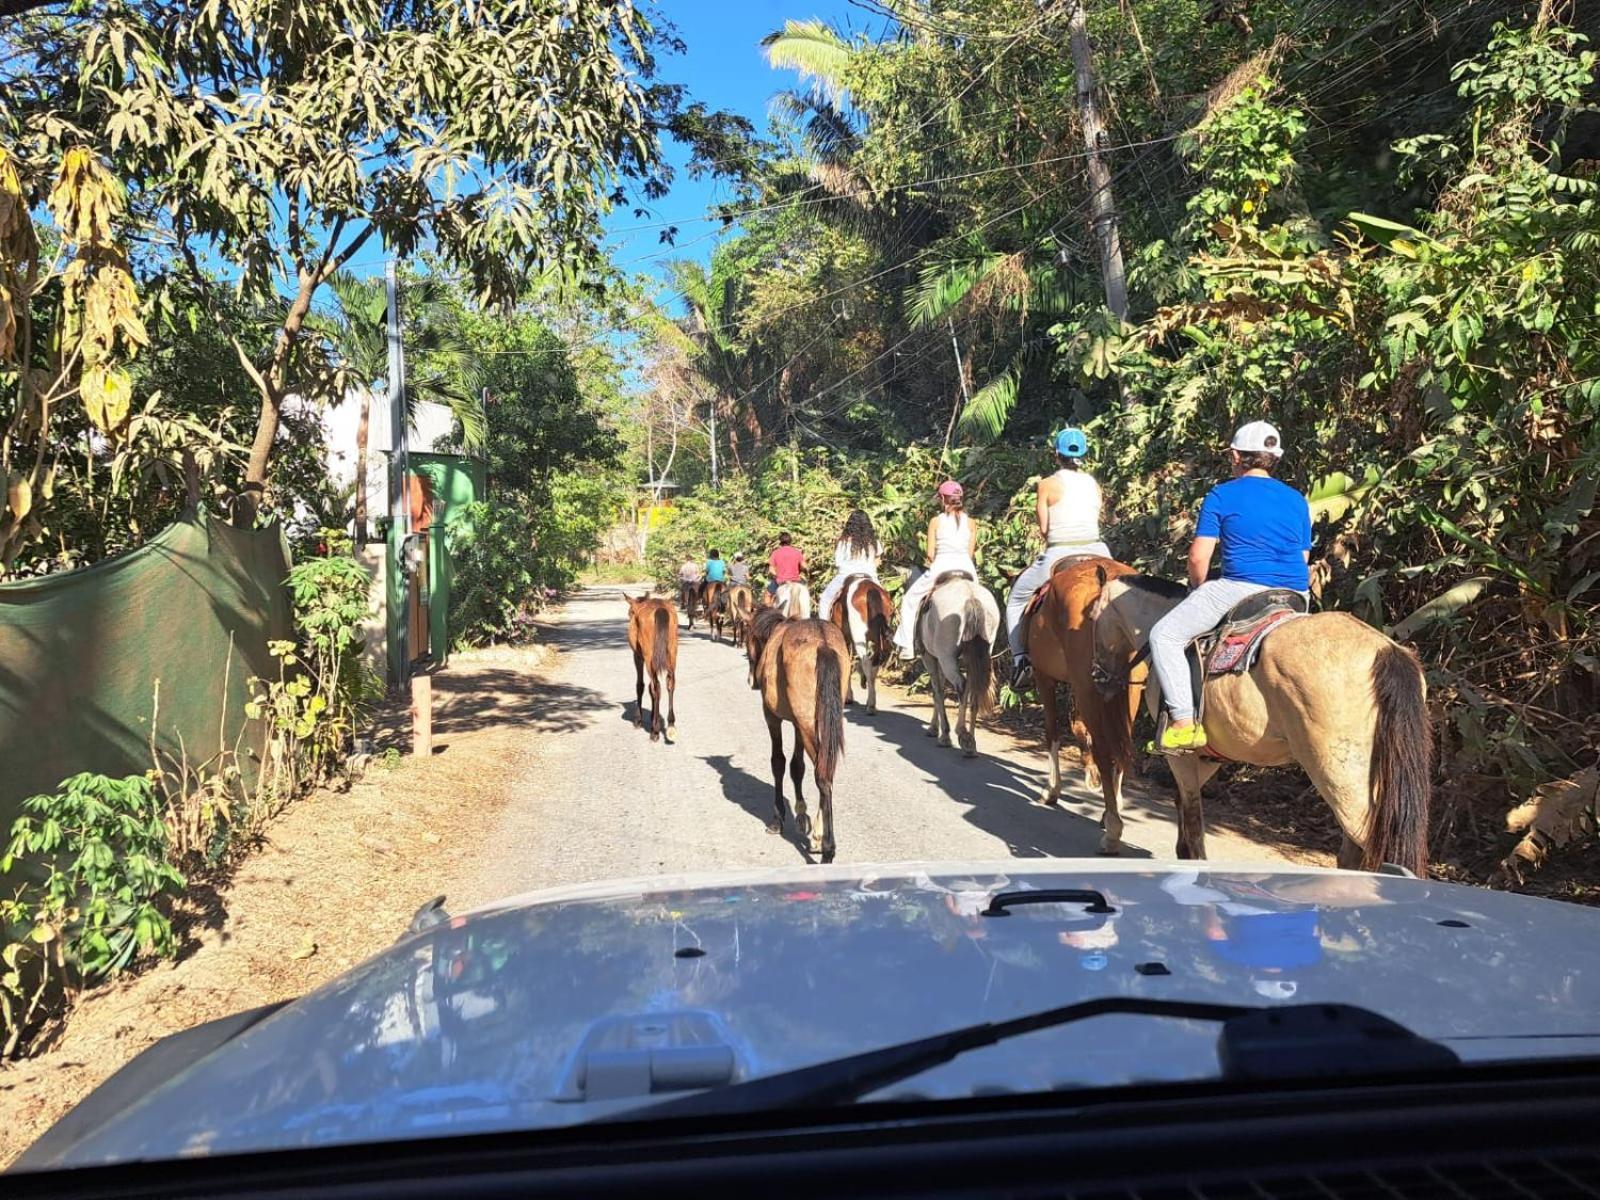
xmin=766 ymin=531 xmax=805 ymax=600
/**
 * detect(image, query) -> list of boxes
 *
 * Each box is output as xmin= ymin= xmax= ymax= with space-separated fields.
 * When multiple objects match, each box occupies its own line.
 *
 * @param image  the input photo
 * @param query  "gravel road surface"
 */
xmin=446 ymin=587 xmax=1285 ymax=910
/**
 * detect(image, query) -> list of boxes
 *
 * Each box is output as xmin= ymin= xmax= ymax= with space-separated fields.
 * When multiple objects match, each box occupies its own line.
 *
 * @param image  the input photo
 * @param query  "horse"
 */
xmin=1090 ymin=570 xmax=1432 ymax=875
xmin=727 ymin=583 xmax=754 ymax=644
xmin=678 ymin=578 xmax=699 ymax=630
xmin=701 ymin=579 xmax=728 ymax=642
xmin=625 ymin=595 xmax=678 ymax=742
xmin=828 ymin=576 xmax=894 ymax=713
xmin=773 ymin=580 xmax=812 ymax=619
xmin=751 ymin=615 xmax=849 ymax=863
xmin=916 ymin=574 xmax=1001 ymax=757
xmin=1019 ymin=557 xmax=1144 ymax=854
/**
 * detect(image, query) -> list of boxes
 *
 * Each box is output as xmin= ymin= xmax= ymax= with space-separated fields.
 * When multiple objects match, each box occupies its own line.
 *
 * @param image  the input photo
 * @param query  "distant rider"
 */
xmin=1149 ymin=421 xmax=1311 ymax=753
xmin=893 ymin=480 xmax=981 ymax=660
xmin=704 ymin=547 xmax=728 ymax=585
xmin=1004 ymin=428 xmax=1111 ymax=687
xmin=726 ymin=551 xmax=751 ymax=587
xmin=767 ymin=531 xmax=806 ymax=602
xmin=817 ymin=509 xmax=882 ymax=620
xmin=677 ymin=556 xmax=701 ymax=615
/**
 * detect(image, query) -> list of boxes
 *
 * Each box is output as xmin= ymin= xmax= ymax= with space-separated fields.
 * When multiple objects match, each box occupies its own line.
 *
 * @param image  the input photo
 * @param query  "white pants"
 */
xmin=1004 ymin=541 xmax=1111 ymax=657
xmin=818 ymin=568 xmax=878 ymax=623
xmin=894 ymin=557 xmax=975 ymax=655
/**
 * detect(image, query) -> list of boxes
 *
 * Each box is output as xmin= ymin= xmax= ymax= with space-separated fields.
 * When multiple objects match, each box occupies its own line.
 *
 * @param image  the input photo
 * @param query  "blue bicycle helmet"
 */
xmin=1053 ymin=427 xmax=1089 ymax=459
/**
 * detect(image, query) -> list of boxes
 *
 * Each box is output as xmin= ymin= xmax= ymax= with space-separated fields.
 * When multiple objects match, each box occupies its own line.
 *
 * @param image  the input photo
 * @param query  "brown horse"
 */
xmin=626 ymin=595 xmax=678 ymax=742
xmin=752 ymin=615 xmax=849 ymax=862
xmin=701 ymin=579 xmax=728 ymax=642
xmin=1091 ymin=571 xmax=1432 ymax=874
xmin=828 ymin=576 xmax=894 ymax=713
xmin=1021 ymin=556 xmax=1143 ymax=854
xmin=727 ymin=584 xmax=754 ymax=644
xmin=679 ymin=579 xmax=700 ymax=630
xmin=744 ymin=604 xmax=786 ymax=689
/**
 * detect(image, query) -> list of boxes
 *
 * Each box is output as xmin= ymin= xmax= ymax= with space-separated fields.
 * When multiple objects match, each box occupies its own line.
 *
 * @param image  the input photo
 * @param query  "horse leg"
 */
xmin=1097 ymin=750 xmax=1126 ymax=856
xmin=765 ymin=712 xmax=788 ymax=835
xmin=1292 ymin=732 xmax=1382 ymax=870
xmin=632 ymin=649 xmax=645 ymax=729
xmin=864 ymin=652 xmax=878 ymax=715
xmin=647 ymin=668 xmax=663 ymax=743
xmin=955 ymin=654 xmax=976 ymax=757
xmin=1169 ymin=755 xmax=1221 ymax=859
xmin=923 ymin=653 xmax=943 ymax=739
xmin=1068 ymin=711 xmax=1100 ymax=790
xmin=816 ymin=764 xmax=836 ymax=864
xmin=790 ymin=740 xmax=810 ymax=849
xmin=665 ymin=664 xmax=677 ymax=740
xmin=1037 ymin=675 xmax=1062 ymax=806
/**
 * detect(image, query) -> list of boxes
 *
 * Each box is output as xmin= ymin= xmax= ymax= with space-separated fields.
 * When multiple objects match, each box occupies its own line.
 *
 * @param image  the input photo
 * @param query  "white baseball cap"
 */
xmin=1231 ymin=420 xmax=1284 ymax=457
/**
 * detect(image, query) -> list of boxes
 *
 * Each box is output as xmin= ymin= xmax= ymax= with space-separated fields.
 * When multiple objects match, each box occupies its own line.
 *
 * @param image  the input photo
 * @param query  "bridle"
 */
xmin=1087 ymin=578 xmax=1150 ymax=697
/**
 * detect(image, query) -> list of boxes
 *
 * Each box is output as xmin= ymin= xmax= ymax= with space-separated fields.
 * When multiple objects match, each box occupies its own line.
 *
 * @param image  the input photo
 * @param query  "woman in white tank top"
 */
xmin=893 ymin=480 xmax=981 ymax=658
xmin=1005 ymin=429 xmax=1112 ymax=682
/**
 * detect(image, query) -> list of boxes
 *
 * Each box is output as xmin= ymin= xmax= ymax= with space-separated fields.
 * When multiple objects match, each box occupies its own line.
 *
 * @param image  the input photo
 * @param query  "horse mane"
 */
xmin=751 ymin=606 xmax=787 ymax=638
xmin=1125 ymin=574 xmax=1187 ymax=600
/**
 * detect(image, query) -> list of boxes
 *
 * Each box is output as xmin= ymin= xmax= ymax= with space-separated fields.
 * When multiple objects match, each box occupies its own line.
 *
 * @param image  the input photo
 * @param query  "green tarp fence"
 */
xmin=0 ymin=513 xmax=292 ymax=836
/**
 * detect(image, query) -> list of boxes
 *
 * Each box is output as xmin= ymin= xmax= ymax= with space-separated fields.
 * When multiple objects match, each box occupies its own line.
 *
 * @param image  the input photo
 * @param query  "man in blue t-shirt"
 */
xmin=1149 ymin=421 xmax=1312 ymax=754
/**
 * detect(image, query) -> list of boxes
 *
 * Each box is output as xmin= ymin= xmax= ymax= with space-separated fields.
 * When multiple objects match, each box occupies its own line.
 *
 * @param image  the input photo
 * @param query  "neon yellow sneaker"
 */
xmin=1158 ymin=723 xmax=1209 ymax=753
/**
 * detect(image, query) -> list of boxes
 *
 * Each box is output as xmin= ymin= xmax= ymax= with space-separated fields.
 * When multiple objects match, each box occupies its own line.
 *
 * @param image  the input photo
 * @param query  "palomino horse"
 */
xmin=727 ymin=584 xmax=754 ymax=645
xmin=828 ymin=576 xmax=894 ymax=713
xmin=626 ymin=595 xmax=678 ymax=742
xmin=773 ymin=581 xmax=812 ymax=619
xmin=701 ymin=579 xmax=728 ymax=642
xmin=1091 ymin=572 xmax=1432 ymax=874
xmin=917 ymin=574 xmax=1001 ymax=757
xmin=1021 ymin=556 xmax=1143 ymax=854
xmin=749 ymin=611 xmax=849 ymax=862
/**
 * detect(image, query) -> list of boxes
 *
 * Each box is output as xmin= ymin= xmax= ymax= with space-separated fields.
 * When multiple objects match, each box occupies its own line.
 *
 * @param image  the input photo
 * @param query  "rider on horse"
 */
xmin=767 ymin=531 xmax=805 ymax=602
xmin=727 ymin=551 xmax=751 ymax=587
xmin=677 ymin=556 xmax=701 ymax=615
xmin=1149 ymin=421 xmax=1312 ymax=754
xmin=817 ymin=509 xmax=882 ymax=620
xmin=1004 ymin=427 xmax=1111 ymax=688
xmin=893 ymin=480 xmax=981 ymax=661
xmin=704 ymin=547 xmax=728 ymax=585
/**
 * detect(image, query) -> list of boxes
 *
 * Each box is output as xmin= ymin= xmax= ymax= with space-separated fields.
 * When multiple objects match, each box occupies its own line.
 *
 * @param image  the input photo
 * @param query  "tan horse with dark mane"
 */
xmin=745 ymin=608 xmax=848 ymax=862
xmin=1090 ymin=570 xmax=1431 ymax=875
xmin=1020 ymin=556 xmax=1143 ymax=854
xmin=828 ymin=576 xmax=894 ymax=713
xmin=727 ymin=583 xmax=754 ymax=644
xmin=701 ymin=579 xmax=728 ymax=642
xmin=625 ymin=595 xmax=678 ymax=742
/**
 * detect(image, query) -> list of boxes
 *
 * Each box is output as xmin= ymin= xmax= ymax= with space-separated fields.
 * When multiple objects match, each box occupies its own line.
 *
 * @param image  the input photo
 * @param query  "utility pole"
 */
xmin=943 ymin=316 xmax=971 ymax=451
xmin=1069 ymin=0 xmax=1128 ymax=321
xmin=385 ymin=261 xmax=410 ymax=686
xmin=709 ymin=395 xmax=719 ymax=487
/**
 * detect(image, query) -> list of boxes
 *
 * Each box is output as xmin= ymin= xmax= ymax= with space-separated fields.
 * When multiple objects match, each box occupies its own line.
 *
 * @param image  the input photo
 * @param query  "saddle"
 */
xmin=1017 ymin=554 xmax=1101 ymax=655
xmin=933 ymin=568 xmax=975 ymax=587
xmin=1151 ymin=589 xmax=1310 ymax=755
xmin=1049 ymin=552 xmax=1100 ymax=577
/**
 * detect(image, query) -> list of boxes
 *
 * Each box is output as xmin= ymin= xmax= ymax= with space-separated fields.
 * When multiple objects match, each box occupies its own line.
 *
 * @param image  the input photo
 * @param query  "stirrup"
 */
xmin=1011 ymin=657 xmax=1033 ymax=690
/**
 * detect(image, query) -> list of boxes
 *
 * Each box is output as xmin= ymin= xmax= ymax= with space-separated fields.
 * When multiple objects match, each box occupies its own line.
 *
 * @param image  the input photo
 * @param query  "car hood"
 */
xmin=21 ymin=860 xmax=1600 ymax=1169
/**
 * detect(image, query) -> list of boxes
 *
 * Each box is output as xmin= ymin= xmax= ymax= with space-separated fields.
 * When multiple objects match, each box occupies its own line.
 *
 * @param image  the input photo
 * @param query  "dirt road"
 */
xmin=444 ymin=586 xmax=1294 ymax=910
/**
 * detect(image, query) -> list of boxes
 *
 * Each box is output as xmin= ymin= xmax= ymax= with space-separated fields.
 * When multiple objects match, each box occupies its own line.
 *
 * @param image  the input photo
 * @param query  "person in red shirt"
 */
xmin=766 ymin=531 xmax=805 ymax=600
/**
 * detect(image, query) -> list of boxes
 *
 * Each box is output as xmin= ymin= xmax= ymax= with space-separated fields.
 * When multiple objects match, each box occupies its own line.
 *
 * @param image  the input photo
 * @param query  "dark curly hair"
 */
xmin=841 ymin=509 xmax=879 ymax=559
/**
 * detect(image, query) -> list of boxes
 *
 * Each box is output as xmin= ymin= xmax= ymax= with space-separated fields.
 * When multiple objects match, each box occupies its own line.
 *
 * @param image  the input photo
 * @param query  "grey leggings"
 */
xmin=1148 ymin=579 xmax=1278 ymax=723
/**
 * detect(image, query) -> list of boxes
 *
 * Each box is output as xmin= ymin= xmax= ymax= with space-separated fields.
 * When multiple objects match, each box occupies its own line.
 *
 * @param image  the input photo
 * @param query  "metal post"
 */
xmin=1069 ymin=0 xmax=1128 ymax=321
xmin=386 ymin=260 xmax=410 ymax=685
xmin=709 ymin=397 xmax=719 ymax=488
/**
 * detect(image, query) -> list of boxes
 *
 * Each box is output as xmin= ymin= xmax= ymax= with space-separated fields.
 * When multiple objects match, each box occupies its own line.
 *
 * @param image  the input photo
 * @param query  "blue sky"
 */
xmin=604 ymin=0 xmax=875 ymax=290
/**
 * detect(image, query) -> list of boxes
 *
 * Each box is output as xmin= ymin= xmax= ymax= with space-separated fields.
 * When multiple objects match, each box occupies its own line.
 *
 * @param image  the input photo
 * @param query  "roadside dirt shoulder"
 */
xmin=0 ymin=644 xmax=555 ymax=1169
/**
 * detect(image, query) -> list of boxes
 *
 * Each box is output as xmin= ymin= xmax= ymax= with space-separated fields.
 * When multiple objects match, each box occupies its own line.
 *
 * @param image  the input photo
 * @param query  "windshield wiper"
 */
xmin=618 ymin=999 xmax=1459 ymax=1121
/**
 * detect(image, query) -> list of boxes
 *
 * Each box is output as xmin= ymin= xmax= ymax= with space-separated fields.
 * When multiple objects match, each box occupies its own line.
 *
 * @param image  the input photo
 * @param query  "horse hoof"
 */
xmin=821 ymin=850 xmax=836 ymax=865
xmin=666 ymin=724 xmax=677 ymax=740
xmin=1097 ymin=842 xmax=1123 ymax=858
xmin=866 ymin=705 xmax=876 ymax=715
xmin=924 ymin=727 xmax=937 ymax=739
xmin=962 ymin=747 xmax=978 ymax=759
xmin=1035 ymin=791 xmax=1059 ymax=807
xmin=937 ymin=735 xmax=952 ymax=749
xmin=766 ymin=821 xmax=782 ymax=836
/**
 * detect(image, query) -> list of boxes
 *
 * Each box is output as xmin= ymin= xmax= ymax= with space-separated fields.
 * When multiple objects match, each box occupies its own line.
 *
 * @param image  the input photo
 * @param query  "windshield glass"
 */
xmin=3 ymin=0 xmax=1598 ymax=1176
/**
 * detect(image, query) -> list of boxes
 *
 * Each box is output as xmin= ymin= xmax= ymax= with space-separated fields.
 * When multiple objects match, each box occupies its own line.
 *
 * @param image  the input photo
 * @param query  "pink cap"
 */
xmin=937 ymin=480 xmax=964 ymax=499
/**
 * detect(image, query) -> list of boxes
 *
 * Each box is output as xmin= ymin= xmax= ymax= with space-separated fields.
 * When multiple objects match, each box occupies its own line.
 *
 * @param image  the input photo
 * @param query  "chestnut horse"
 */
xmin=749 ymin=613 xmax=849 ymax=862
xmin=828 ymin=576 xmax=894 ymax=713
xmin=701 ymin=579 xmax=728 ymax=642
xmin=626 ymin=595 xmax=678 ymax=742
xmin=1091 ymin=570 xmax=1432 ymax=874
xmin=727 ymin=584 xmax=754 ymax=645
xmin=1020 ymin=557 xmax=1143 ymax=854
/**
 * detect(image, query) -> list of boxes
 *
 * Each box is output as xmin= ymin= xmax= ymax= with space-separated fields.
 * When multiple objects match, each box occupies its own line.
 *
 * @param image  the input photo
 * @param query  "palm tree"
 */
xmin=318 ymin=272 xmax=481 ymax=542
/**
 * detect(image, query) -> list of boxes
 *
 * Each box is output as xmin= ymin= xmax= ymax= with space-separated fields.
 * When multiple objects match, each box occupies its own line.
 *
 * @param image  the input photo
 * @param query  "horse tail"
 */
xmin=960 ymin=593 xmax=994 ymax=716
xmin=651 ymin=605 xmax=671 ymax=676
xmin=1366 ymin=642 xmax=1432 ymax=876
xmin=865 ymin=585 xmax=893 ymax=663
xmin=813 ymin=643 xmax=846 ymax=781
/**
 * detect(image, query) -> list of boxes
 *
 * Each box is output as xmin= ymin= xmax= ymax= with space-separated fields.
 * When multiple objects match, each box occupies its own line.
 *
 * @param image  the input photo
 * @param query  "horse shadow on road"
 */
xmin=860 ymin=705 xmax=1155 ymax=861
xmin=699 ymin=753 xmax=819 ymax=864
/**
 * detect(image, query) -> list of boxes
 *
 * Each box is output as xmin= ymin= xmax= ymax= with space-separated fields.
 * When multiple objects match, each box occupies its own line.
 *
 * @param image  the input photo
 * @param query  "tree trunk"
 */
xmin=238 ymin=269 xmax=321 ymax=525
xmin=353 ymin=386 xmax=372 ymax=544
xmin=1069 ymin=0 xmax=1128 ymax=322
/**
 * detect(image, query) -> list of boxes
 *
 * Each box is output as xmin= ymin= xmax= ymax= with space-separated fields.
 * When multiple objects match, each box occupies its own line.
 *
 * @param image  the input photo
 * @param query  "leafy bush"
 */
xmin=1 ymin=773 xmax=185 ymax=1053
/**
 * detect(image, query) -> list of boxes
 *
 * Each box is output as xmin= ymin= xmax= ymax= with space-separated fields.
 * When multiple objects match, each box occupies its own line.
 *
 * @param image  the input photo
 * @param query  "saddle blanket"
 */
xmin=1204 ymin=608 xmax=1307 ymax=675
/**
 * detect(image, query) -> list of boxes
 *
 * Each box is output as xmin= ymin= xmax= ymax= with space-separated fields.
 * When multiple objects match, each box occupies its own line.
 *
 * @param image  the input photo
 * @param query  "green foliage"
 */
xmin=1 ymin=773 xmax=184 ymax=1053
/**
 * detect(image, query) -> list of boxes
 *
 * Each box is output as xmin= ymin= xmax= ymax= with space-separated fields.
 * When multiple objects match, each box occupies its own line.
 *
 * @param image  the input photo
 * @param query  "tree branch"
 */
xmin=176 ymin=237 xmax=275 ymax=409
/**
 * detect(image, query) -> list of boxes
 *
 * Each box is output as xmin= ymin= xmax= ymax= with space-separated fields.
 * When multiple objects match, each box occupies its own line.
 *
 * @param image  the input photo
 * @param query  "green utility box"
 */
xmin=383 ymin=452 xmax=486 ymax=686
